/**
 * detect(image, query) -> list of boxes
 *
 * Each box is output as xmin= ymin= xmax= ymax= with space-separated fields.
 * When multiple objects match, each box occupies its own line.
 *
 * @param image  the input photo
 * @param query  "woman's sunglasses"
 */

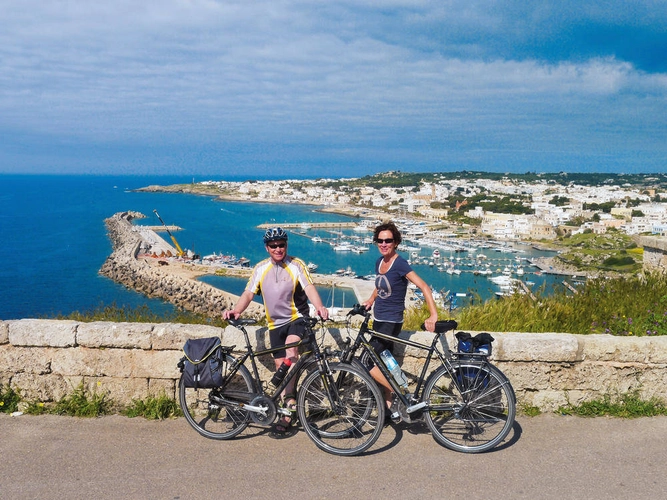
xmin=376 ymin=238 xmax=395 ymax=244
xmin=267 ymin=242 xmax=287 ymax=249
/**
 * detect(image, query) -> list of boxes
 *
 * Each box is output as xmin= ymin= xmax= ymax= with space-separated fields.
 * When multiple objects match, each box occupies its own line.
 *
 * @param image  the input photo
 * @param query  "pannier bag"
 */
xmin=180 ymin=337 xmax=225 ymax=389
xmin=455 ymin=331 xmax=494 ymax=357
xmin=453 ymin=332 xmax=501 ymax=404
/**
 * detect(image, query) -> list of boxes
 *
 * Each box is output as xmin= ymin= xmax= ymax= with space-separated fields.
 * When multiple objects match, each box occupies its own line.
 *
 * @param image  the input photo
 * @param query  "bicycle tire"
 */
xmin=179 ymin=353 xmax=255 ymax=440
xmin=423 ymin=362 xmax=515 ymax=453
xmin=297 ymin=362 xmax=385 ymax=456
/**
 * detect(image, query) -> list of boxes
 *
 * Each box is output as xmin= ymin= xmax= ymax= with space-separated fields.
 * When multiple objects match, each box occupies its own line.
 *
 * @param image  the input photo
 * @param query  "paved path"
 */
xmin=2 ymin=414 xmax=665 ymax=500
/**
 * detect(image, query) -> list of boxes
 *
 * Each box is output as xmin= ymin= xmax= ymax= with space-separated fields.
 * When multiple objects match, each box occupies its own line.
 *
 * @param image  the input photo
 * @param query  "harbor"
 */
xmin=143 ymin=212 xmax=582 ymax=311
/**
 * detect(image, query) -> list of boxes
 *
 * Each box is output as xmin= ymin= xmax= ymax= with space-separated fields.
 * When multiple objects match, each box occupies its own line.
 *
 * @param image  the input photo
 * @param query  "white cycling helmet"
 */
xmin=263 ymin=227 xmax=288 ymax=244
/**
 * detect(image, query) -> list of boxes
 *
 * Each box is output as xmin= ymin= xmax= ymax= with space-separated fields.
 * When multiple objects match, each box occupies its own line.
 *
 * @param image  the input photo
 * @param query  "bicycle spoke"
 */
xmin=297 ymin=362 xmax=384 ymax=456
xmin=423 ymin=363 xmax=515 ymax=453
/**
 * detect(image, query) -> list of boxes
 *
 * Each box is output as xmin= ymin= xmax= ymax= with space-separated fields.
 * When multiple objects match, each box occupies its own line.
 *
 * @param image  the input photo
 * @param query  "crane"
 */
xmin=153 ymin=209 xmax=185 ymax=257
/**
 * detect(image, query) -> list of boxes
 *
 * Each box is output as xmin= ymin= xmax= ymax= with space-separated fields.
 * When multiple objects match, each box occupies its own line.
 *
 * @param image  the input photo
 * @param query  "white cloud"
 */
xmin=0 ymin=0 xmax=666 ymax=174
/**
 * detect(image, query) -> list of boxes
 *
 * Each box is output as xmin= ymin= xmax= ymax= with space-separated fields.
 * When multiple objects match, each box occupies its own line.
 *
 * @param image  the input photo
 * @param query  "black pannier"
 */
xmin=180 ymin=337 xmax=225 ymax=389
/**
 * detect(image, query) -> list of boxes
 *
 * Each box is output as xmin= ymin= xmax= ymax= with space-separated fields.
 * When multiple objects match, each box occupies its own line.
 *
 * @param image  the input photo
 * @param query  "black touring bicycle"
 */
xmin=177 ymin=308 xmax=515 ymax=455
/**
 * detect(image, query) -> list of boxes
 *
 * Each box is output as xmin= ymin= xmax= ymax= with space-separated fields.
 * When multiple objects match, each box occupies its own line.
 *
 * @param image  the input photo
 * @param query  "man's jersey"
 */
xmin=245 ymin=256 xmax=313 ymax=329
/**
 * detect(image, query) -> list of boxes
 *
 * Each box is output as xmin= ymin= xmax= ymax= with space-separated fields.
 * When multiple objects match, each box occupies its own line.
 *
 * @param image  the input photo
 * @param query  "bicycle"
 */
xmin=341 ymin=304 xmax=516 ymax=453
xmin=177 ymin=316 xmax=385 ymax=456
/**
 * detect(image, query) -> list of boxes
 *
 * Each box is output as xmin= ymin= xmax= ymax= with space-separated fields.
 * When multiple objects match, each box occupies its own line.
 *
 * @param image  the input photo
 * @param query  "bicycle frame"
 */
xmin=223 ymin=318 xmax=340 ymax=420
xmin=342 ymin=308 xmax=492 ymax=416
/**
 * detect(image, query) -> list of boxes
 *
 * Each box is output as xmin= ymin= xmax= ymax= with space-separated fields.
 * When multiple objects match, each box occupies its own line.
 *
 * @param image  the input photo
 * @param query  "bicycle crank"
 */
xmin=243 ymin=395 xmax=277 ymax=425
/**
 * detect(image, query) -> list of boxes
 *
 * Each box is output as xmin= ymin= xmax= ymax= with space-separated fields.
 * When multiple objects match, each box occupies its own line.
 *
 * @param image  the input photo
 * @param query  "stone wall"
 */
xmin=2 ymin=319 xmax=666 ymax=412
xmin=638 ymin=235 xmax=667 ymax=273
xmin=99 ymin=211 xmax=263 ymax=319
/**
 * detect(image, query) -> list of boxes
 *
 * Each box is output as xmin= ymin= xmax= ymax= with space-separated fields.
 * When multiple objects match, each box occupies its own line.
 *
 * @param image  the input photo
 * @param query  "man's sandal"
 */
xmin=272 ymin=396 xmax=297 ymax=435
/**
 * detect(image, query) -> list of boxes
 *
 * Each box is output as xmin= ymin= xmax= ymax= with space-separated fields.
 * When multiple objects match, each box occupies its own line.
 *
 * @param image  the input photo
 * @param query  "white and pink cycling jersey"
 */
xmin=245 ymin=256 xmax=313 ymax=329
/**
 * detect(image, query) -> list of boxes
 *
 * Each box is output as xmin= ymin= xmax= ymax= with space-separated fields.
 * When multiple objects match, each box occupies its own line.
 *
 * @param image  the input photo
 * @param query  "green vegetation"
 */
xmin=558 ymin=391 xmax=667 ymax=418
xmin=555 ymin=230 xmax=642 ymax=274
xmin=51 ymin=382 xmax=113 ymax=417
xmin=0 ymin=385 xmax=21 ymax=413
xmin=123 ymin=391 xmax=182 ymax=419
xmin=4 ymin=382 xmax=181 ymax=419
xmin=455 ymin=272 xmax=667 ymax=336
xmin=57 ymin=303 xmax=228 ymax=327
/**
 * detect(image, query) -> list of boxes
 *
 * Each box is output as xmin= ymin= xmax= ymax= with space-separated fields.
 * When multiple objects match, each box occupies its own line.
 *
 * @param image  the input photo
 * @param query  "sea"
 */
xmin=0 ymin=174 xmax=562 ymax=320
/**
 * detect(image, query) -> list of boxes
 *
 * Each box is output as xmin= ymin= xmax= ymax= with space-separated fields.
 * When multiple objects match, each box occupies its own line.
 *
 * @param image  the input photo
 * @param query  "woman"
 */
xmin=362 ymin=221 xmax=438 ymax=421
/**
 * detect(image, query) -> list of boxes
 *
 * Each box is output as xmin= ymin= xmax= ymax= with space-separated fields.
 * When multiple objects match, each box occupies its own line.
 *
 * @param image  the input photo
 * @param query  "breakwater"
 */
xmin=99 ymin=211 xmax=264 ymax=319
xmin=1 ymin=319 xmax=665 ymax=412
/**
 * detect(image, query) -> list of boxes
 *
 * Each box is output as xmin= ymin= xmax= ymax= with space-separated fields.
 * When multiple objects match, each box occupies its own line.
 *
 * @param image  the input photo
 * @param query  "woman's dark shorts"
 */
xmin=364 ymin=320 xmax=403 ymax=369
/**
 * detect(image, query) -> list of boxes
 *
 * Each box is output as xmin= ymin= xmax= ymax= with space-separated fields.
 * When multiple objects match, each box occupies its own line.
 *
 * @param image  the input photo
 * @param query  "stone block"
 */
xmin=126 ymin=349 xmax=183 ymax=379
xmin=148 ymin=378 xmax=177 ymax=400
xmin=11 ymin=373 xmax=75 ymax=402
xmin=8 ymin=319 xmax=77 ymax=347
xmin=77 ymin=321 xmax=152 ymax=349
xmin=529 ymin=390 xmax=570 ymax=411
xmin=501 ymin=362 xmax=553 ymax=391
xmin=0 ymin=345 xmax=54 ymax=375
xmin=647 ymin=337 xmax=667 ymax=364
xmin=151 ymin=323 xmax=225 ymax=350
xmin=495 ymin=332 xmax=580 ymax=362
xmin=51 ymin=347 xmax=127 ymax=377
xmin=581 ymin=334 xmax=654 ymax=363
xmin=0 ymin=321 xmax=8 ymax=344
xmin=85 ymin=377 xmax=149 ymax=406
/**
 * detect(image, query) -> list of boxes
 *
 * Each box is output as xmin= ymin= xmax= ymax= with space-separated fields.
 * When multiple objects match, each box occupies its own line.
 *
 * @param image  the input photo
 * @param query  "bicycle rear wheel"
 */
xmin=297 ymin=362 xmax=384 ymax=456
xmin=423 ymin=362 xmax=515 ymax=453
xmin=179 ymin=354 xmax=254 ymax=440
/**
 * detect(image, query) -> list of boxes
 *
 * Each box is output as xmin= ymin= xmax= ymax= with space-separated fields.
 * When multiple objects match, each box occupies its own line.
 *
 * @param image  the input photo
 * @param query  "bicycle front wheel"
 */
xmin=179 ymin=354 xmax=254 ymax=440
xmin=297 ymin=362 xmax=385 ymax=456
xmin=423 ymin=362 xmax=515 ymax=453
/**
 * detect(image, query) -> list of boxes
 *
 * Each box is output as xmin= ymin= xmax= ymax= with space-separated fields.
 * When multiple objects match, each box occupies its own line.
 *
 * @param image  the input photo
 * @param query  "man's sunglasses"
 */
xmin=376 ymin=238 xmax=395 ymax=244
xmin=267 ymin=242 xmax=287 ymax=249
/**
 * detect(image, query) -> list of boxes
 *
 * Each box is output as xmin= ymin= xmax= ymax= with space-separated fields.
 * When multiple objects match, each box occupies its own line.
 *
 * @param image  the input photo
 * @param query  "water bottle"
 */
xmin=271 ymin=359 xmax=292 ymax=386
xmin=380 ymin=350 xmax=409 ymax=392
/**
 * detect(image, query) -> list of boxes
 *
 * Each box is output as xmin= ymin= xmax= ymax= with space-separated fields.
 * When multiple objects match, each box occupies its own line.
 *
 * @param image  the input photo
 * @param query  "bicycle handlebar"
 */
xmin=347 ymin=303 xmax=369 ymax=317
xmin=347 ymin=303 xmax=457 ymax=333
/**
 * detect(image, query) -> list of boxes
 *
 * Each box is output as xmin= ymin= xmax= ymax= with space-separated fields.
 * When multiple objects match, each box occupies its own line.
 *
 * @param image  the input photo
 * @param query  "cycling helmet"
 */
xmin=263 ymin=227 xmax=288 ymax=244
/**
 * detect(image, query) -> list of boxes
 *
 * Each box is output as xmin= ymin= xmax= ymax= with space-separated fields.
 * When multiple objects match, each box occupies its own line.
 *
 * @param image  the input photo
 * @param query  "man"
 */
xmin=223 ymin=227 xmax=329 ymax=433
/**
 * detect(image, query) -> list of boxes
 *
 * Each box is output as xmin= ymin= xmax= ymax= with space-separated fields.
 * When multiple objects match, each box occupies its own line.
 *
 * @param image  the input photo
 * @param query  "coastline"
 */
xmin=136 ymin=183 xmax=607 ymax=280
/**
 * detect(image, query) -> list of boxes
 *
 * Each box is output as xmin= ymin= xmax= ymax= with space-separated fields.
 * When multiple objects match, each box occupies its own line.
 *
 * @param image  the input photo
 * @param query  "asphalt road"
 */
xmin=1 ymin=413 xmax=665 ymax=500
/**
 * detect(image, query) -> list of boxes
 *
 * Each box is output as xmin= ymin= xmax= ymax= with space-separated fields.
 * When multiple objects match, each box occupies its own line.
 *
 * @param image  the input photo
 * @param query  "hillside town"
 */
xmin=190 ymin=172 xmax=667 ymax=242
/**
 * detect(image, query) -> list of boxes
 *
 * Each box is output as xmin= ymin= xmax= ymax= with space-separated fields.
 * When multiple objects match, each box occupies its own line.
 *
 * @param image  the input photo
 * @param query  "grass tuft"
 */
xmin=0 ymin=385 xmax=21 ymax=413
xmin=558 ymin=391 xmax=667 ymax=418
xmin=51 ymin=382 xmax=113 ymax=417
xmin=123 ymin=392 xmax=182 ymax=420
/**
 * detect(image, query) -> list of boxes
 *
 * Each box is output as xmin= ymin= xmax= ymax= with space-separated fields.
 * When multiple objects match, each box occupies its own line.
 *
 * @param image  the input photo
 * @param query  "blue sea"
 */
xmin=0 ymin=175 xmax=561 ymax=320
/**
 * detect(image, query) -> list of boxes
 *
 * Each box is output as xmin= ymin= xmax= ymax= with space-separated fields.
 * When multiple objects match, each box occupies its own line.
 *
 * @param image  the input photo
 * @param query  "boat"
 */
xmin=311 ymin=235 xmax=323 ymax=243
xmin=333 ymin=242 xmax=353 ymax=252
xmin=307 ymin=262 xmax=318 ymax=272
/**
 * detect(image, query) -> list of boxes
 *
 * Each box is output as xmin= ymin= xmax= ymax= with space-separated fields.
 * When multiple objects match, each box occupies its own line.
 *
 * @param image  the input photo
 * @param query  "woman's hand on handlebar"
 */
xmin=423 ymin=315 xmax=438 ymax=332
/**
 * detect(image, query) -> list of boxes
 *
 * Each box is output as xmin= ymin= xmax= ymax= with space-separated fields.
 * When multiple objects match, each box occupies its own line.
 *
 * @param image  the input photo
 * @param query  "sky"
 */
xmin=1 ymin=0 xmax=667 ymax=178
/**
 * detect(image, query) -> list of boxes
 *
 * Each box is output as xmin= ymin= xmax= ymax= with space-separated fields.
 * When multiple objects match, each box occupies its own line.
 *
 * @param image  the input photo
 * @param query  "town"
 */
xmin=189 ymin=171 xmax=667 ymax=242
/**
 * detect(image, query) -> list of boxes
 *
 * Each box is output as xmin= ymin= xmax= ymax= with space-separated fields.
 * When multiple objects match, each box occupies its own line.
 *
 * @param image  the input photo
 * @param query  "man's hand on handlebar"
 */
xmin=315 ymin=305 xmax=329 ymax=321
xmin=223 ymin=310 xmax=240 ymax=321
